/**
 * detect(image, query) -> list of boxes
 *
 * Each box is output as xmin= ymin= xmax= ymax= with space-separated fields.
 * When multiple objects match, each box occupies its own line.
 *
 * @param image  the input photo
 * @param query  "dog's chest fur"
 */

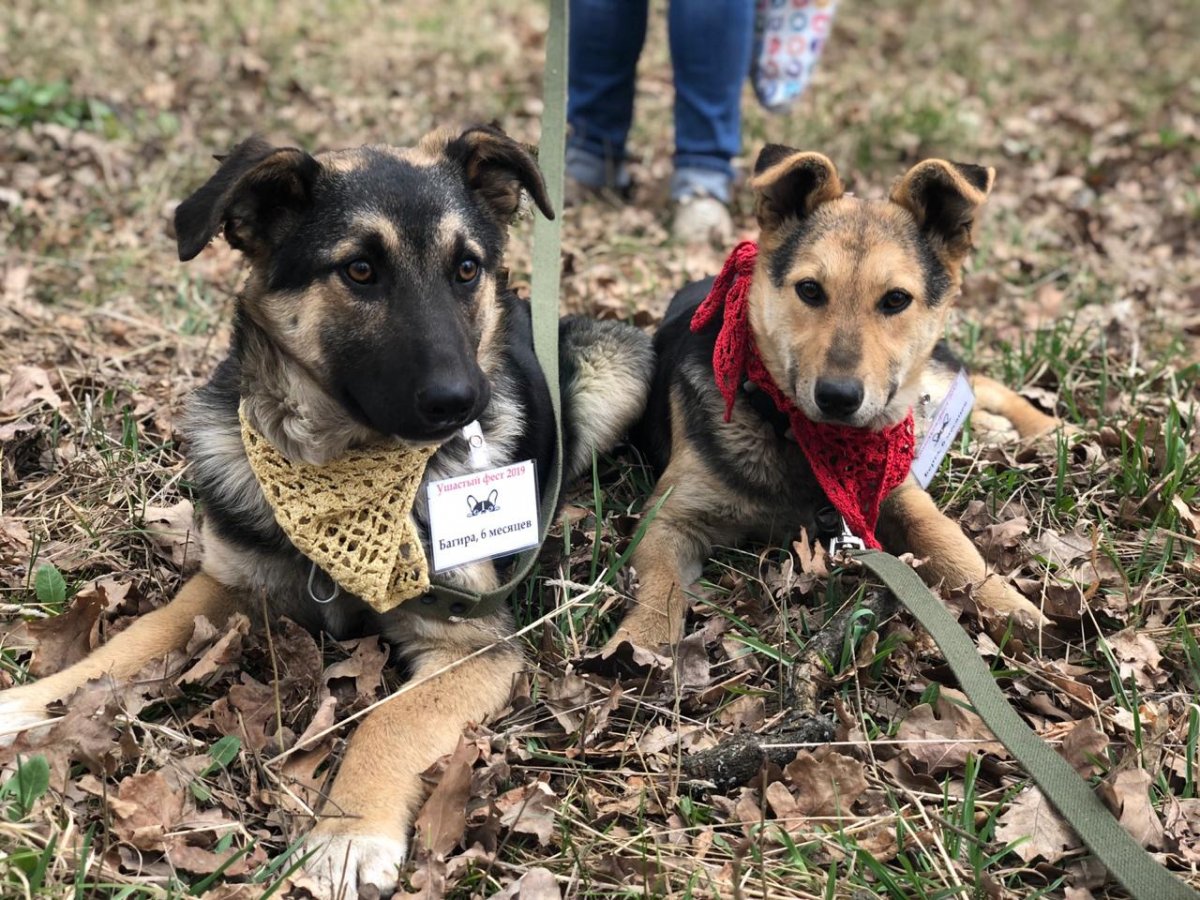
xmin=638 ymin=281 xmax=834 ymax=545
xmin=184 ymin=315 xmax=533 ymax=646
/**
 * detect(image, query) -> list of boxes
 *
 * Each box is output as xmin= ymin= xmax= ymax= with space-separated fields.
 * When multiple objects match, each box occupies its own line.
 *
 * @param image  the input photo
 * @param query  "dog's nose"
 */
xmin=415 ymin=380 xmax=478 ymax=431
xmin=814 ymin=377 xmax=864 ymax=419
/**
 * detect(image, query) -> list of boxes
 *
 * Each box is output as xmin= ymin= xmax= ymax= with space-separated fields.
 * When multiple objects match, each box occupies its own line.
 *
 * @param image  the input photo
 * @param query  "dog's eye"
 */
xmin=456 ymin=258 xmax=480 ymax=284
xmin=795 ymin=279 xmax=825 ymax=307
xmin=344 ymin=260 xmax=375 ymax=284
xmin=879 ymin=290 xmax=912 ymax=314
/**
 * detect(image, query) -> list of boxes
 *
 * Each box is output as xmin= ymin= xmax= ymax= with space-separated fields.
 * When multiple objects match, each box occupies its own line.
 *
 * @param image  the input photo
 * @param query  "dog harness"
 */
xmin=690 ymin=241 xmax=916 ymax=549
xmin=239 ymin=404 xmax=438 ymax=613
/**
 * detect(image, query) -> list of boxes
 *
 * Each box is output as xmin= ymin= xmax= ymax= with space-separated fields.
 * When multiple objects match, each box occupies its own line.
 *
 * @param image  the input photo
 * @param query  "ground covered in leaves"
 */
xmin=1 ymin=0 xmax=1198 ymax=897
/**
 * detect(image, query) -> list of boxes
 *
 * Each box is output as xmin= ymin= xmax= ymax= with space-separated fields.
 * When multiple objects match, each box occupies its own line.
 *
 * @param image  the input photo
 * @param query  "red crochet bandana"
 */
xmin=690 ymin=241 xmax=916 ymax=550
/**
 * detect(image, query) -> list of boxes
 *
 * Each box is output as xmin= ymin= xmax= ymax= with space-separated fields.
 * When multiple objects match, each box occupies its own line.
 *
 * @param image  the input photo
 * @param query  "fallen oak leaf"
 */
xmin=1163 ymin=798 xmax=1200 ymax=863
xmin=1171 ymin=497 xmax=1199 ymax=536
xmin=142 ymin=500 xmax=200 ymax=571
xmin=542 ymin=671 xmax=597 ymax=734
xmin=273 ymin=696 xmax=338 ymax=819
xmin=782 ymin=747 xmax=868 ymax=818
xmin=1099 ymin=768 xmax=1165 ymax=850
xmin=764 ymin=780 xmax=799 ymax=819
xmin=192 ymin=675 xmax=290 ymax=753
xmin=0 ymin=516 xmax=33 ymax=565
xmin=489 ymin=866 xmax=562 ymax=900
xmin=108 ymin=771 xmax=188 ymax=850
xmin=0 ymin=365 xmax=62 ymax=415
xmin=896 ymin=687 xmax=1008 ymax=774
xmin=995 ymin=785 xmax=1080 ymax=864
xmin=977 ymin=516 xmax=1029 ymax=569
xmin=167 ymin=838 xmax=267 ymax=877
xmin=1060 ymin=719 xmax=1110 ymax=778
xmin=576 ymin=636 xmax=672 ymax=678
xmin=411 ymin=736 xmax=481 ymax=860
xmin=1105 ymin=629 xmax=1167 ymax=691
xmin=496 ymin=781 xmax=558 ymax=846
xmin=179 ymin=613 xmax=251 ymax=684
xmin=323 ymin=636 xmax=388 ymax=710
xmin=19 ymin=588 xmax=106 ymax=677
xmin=1029 ymin=528 xmax=1094 ymax=569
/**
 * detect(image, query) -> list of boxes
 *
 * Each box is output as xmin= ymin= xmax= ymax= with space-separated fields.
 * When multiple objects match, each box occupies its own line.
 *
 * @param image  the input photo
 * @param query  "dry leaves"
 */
xmin=896 ymin=688 xmax=1007 ymax=774
xmin=995 ymin=786 xmax=1080 ymax=864
xmin=779 ymin=747 xmax=868 ymax=818
xmin=1 ymin=0 xmax=1198 ymax=896
xmin=1099 ymin=768 xmax=1165 ymax=851
xmin=17 ymin=589 xmax=106 ymax=677
xmin=0 ymin=365 xmax=62 ymax=416
xmin=142 ymin=500 xmax=200 ymax=571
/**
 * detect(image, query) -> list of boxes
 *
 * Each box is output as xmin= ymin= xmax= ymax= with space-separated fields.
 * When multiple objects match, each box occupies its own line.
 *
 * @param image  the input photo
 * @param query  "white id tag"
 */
xmin=911 ymin=369 xmax=975 ymax=489
xmin=426 ymin=460 xmax=540 ymax=572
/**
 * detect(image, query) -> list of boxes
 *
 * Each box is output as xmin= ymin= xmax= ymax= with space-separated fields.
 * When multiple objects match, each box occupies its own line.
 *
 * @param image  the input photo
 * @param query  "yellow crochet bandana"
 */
xmin=239 ymin=405 xmax=438 ymax=613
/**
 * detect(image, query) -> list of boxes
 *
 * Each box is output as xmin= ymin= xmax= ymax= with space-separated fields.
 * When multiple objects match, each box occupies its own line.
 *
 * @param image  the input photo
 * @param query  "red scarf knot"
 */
xmin=689 ymin=241 xmax=916 ymax=549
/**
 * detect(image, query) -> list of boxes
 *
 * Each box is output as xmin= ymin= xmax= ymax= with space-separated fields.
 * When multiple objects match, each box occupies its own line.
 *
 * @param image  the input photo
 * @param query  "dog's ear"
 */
xmin=175 ymin=136 xmax=320 ymax=262
xmin=750 ymin=145 xmax=843 ymax=230
xmin=445 ymin=124 xmax=554 ymax=223
xmin=890 ymin=159 xmax=994 ymax=260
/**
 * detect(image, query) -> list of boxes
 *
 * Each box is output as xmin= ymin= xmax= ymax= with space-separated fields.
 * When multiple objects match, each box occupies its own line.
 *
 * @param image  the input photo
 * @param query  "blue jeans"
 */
xmin=567 ymin=0 xmax=755 ymax=201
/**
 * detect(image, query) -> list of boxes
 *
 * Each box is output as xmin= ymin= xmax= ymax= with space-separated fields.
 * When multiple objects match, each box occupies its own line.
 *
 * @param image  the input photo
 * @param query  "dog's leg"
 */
xmin=877 ymin=481 xmax=1049 ymax=627
xmin=303 ymin=617 xmax=521 ymax=896
xmin=607 ymin=512 xmax=704 ymax=652
xmin=971 ymin=374 xmax=1063 ymax=440
xmin=606 ymin=454 xmax=728 ymax=652
xmin=0 ymin=573 xmax=239 ymax=740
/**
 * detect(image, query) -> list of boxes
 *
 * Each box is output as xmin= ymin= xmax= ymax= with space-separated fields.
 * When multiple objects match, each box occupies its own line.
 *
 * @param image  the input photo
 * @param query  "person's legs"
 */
xmin=567 ymin=0 xmax=650 ymax=191
xmin=667 ymin=0 xmax=755 ymax=204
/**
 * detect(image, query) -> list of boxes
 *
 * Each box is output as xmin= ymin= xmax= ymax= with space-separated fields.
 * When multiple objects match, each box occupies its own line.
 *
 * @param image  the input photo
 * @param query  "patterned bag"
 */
xmin=751 ymin=0 xmax=838 ymax=113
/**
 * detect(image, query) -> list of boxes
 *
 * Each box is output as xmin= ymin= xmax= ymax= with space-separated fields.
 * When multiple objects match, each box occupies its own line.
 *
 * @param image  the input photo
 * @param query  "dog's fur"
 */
xmin=612 ymin=146 xmax=1061 ymax=652
xmin=0 ymin=125 xmax=653 ymax=895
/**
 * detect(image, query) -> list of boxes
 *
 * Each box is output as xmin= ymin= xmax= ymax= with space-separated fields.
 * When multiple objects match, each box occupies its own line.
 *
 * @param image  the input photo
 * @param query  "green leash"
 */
xmin=424 ymin=0 xmax=567 ymax=619
xmin=853 ymin=549 xmax=1198 ymax=899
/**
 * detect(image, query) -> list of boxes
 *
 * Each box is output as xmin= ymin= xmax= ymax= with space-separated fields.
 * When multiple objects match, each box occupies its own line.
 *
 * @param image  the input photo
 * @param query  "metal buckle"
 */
xmin=828 ymin=517 xmax=865 ymax=557
xmin=307 ymin=562 xmax=340 ymax=604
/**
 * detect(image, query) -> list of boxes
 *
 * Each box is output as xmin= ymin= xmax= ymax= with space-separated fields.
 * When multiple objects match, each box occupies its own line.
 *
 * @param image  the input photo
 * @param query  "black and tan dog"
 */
xmin=0 ymin=125 xmax=652 ymax=894
xmin=612 ymin=146 xmax=1061 ymax=652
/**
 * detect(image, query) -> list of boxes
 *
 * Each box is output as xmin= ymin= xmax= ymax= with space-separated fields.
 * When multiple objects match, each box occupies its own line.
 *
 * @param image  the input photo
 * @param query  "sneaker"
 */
xmin=671 ymin=193 xmax=734 ymax=246
xmin=565 ymin=145 xmax=631 ymax=206
xmin=670 ymin=167 xmax=734 ymax=246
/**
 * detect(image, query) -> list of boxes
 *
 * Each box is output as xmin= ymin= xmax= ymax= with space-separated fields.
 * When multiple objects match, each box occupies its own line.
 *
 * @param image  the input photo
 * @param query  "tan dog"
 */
xmin=615 ymin=146 xmax=1061 ymax=652
xmin=0 ymin=125 xmax=654 ymax=896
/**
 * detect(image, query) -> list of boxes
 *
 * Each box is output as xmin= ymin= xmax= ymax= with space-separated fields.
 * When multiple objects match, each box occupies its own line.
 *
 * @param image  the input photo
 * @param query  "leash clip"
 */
xmin=828 ymin=516 xmax=865 ymax=557
xmin=307 ymin=562 xmax=340 ymax=604
xmin=462 ymin=420 xmax=491 ymax=471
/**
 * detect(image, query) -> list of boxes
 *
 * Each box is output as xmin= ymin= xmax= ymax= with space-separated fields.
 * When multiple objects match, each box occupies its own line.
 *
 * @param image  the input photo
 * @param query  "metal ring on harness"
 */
xmin=307 ymin=562 xmax=340 ymax=604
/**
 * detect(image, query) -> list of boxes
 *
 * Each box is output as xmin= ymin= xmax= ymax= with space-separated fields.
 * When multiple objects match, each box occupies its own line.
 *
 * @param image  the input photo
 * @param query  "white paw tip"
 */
xmin=0 ymin=697 xmax=53 ymax=748
xmin=304 ymin=831 xmax=409 ymax=896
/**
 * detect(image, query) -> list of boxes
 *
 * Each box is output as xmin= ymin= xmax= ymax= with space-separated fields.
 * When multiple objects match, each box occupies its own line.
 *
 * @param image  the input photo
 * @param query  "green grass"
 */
xmin=2 ymin=0 xmax=1198 ymax=896
xmin=0 ymin=77 xmax=120 ymax=134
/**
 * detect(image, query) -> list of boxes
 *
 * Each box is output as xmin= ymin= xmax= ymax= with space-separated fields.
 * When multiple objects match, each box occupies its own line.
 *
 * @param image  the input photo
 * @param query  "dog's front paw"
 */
xmin=303 ymin=826 xmax=407 ymax=898
xmin=0 ymin=693 xmax=54 ymax=748
xmin=973 ymin=578 xmax=1050 ymax=629
xmin=603 ymin=625 xmax=673 ymax=657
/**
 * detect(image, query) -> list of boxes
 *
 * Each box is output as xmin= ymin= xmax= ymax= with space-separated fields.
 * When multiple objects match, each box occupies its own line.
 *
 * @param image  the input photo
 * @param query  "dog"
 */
xmin=0 ymin=124 xmax=653 ymax=895
xmin=611 ymin=145 xmax=1063 ymax=653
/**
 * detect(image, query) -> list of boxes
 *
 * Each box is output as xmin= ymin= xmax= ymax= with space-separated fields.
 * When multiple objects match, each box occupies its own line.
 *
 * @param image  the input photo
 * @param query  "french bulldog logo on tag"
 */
xmin=466 ymin=489 xmax=499 ymax=516
xmin=929 ymin=415 xmax=952 ymax=447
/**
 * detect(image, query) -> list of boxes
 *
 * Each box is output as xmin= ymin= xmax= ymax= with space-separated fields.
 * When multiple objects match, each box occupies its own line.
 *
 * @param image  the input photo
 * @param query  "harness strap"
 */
xmin=422 ymin=0 xmax=567 ymax=619
xmin=853 ymin=549 xmax=1199 ymax=900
